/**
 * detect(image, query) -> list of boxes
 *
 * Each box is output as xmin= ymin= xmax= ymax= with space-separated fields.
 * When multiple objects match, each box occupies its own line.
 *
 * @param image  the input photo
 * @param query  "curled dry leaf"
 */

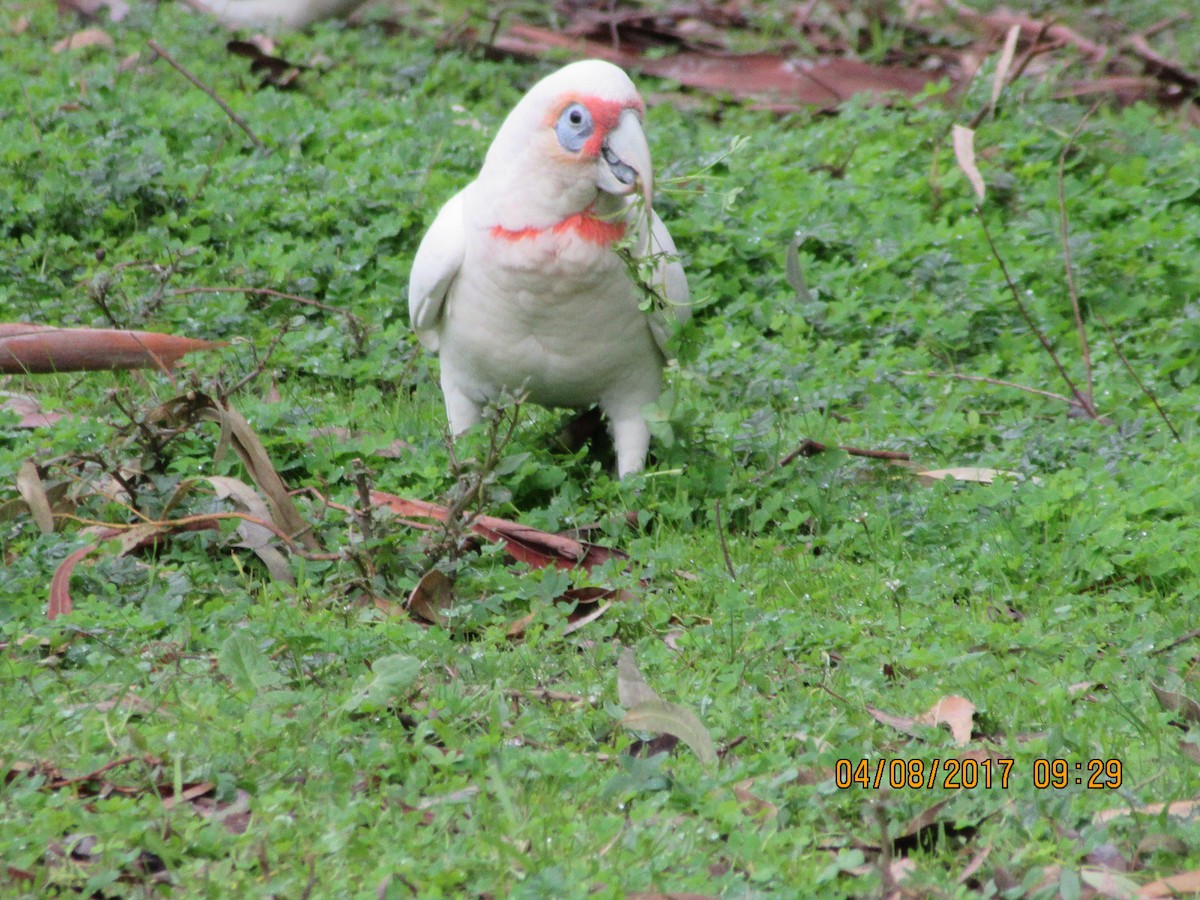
xmin=0 ymin=324 xmax=222 ymax=373
xmin=1140 ymin=869 xmax=1200 ymax=898
xmin=952 ymin=124 xmax=986 ymax=202
xmin=617 ymin=647 xmax=661 ymax=708
xmin=149 ymin=394 xmax=319 ymax=552
xmin=917 ymin=695 xmax=975 ymax=746
xmin=989 ymin=24 xmax=1022 ymax=114
xmin=51 ymin=27 xmax=113 ymax=52
xmin=617 ymin=648 xmax=716 ymax=767
xmin=16 ymin=460 xmax=55 ymax=535
xmin=407 ymin=569 xmax=454 ymax=627
xmin=916 ymin=466 xmax=1035 ymax=486
xmin=1151 ymin=683 xmax=1200 ymax=725
xmin=48 ymin=529 xmax=120 ymax=620
xmin=0 ymin=391 xmax=66 ymax=427
xmin=371 ymin=490 xmax=625 ymax=571
xmin=1094 ymin=798 xmax=1199 ymax=825
xmin=866 ymin=694 xmax=975 ymax=745
xmin=488 ymin=23 xmax=938 ymax=112
xmin=208 ymin=475 xmax=294 ymax=585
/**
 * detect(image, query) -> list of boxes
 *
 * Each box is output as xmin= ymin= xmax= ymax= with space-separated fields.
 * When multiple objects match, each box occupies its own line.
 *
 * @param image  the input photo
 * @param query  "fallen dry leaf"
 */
xmin=149 ymin=393 xmax=320 ymax=553
xmin=617 ymin=648 xmax=716 ymax=767
xmin=51 ymin=27 xmax=113 ymax=52
xmin=989 ymin=24 xmax=1021 ymax=113
xmin=0 ymin=391 xmax=66 ymax=427
xmin=407 ymin=569 xmax=455 ymax=627
xmin=226 ymin=38 xmax=307 ymax=89
xmin=732 ymin=778 xmax=779 ymax=821
xmin=48 ymin=529 xmax=120 ymax=619
xmin=16 ymin=460 xmax=55 ymax=535
xmin=0 ymin=324 xmax=222 ymax=373
xmin=1151 ymin=683 xmax=1200 ymax=725
xmin=488 ymin=23 xmax=939 ymax=112
xmin=916 ymin=466 xmax=1032 ymax=485
xmin=208 ymin=475 xmax=294 ymax=584
xmin=916 ymin=695 xmax=975 ymax=746
xmin=865 ymin=694 xmax=974 ymax=745
xmin=952 ymin=124 xmax=986 ymax=201
xmin=1094 ymin=798 xmax=1200 ymax=825
xmin=371 ymin=491 xmax=625 ymax=571
xmin=1139 ymin=868 xmax=1200 ymax=898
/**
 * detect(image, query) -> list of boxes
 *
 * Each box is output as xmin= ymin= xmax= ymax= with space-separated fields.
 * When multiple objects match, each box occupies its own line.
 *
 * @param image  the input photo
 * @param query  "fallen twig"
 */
xmin=147 ymin=40 xmax=265 ymax=150
xmin=713 ymin=499 xmax=736 ymax=581
xmin=976 ymin=214 xmax=1099 ymax=418
xmin=1057 ymin=101 xmax=1102 ymax=412
xmin=1093 ymin=311 xmax=1181 ymax=441
xmin=778 ymin=439 xmax=911 ymax=468
xmin=899 ymin=370 xmax=1080 ymax=407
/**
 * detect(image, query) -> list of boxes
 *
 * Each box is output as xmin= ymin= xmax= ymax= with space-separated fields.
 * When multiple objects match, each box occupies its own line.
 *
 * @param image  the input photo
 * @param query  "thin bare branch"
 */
xmin=899 ymin=370 xmax=1075 ymax=405
xmin=1093 ymin=312 xmax=1181 ymax=442
xmin=778 ymin=439 xmax=912 ymax=468
xmin=1057 ymin=102 xmax=1102 ymax=411
xmin=976 ymin=213 xmax=1098 ymax=418
xmin=168 ymin=286 xmax=344 ymax=317
xmin=146 ymin=40 xmax=265 ymax=151
xmin=713 ymin=500 xmax=736 ymax=581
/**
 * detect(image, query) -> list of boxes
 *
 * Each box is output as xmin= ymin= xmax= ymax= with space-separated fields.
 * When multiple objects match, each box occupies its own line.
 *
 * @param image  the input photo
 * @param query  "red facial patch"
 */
xmin=546 ymin=93 xmax=645 ymax=158
xmin=490 ymin=209 xmax=626 ymax=246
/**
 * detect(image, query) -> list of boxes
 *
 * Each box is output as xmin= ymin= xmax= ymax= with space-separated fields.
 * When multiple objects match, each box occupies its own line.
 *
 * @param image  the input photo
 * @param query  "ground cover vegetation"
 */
xmin=3 ymin=1 xmax=1200 ymax=896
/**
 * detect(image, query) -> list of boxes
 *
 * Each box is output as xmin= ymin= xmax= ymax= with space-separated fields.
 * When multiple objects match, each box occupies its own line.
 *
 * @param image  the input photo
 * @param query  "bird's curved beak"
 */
xmin=597 ymin=108 xmax=653 ymax=214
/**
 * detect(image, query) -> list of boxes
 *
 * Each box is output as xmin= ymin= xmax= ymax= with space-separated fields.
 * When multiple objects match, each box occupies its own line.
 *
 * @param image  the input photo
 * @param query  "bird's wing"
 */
xmin=637 ymin=209 xmax=691 ymax=355
xmin=408 ymin=189 xmax=468 ymax=351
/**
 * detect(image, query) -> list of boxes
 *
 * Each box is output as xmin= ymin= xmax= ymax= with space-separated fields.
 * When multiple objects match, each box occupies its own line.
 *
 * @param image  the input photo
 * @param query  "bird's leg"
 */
xmin=441 ymin=377 xmax=484 ymax=435
xmin=606 ymin=408 xmax=650 ymax=478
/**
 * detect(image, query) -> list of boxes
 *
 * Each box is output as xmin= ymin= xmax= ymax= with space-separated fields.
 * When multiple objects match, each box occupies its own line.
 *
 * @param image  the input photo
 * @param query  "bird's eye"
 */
xmin=555 ymin=103 xmax=593 ymax=152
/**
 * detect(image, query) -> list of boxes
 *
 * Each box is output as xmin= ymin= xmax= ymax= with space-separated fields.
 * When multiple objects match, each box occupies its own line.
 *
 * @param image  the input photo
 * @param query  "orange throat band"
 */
xmin=490 ymin=210 xmax=626 ymax=246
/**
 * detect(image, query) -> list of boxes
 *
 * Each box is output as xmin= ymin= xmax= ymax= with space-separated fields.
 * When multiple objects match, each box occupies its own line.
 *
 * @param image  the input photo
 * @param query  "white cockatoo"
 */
xmin=408 ymin=59 xmax=689 ymax=477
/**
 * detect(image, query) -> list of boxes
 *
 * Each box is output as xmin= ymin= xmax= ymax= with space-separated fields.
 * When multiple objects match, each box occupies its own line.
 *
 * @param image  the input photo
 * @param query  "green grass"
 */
xmin=4 ymin=2 xmax=1200 ymax=896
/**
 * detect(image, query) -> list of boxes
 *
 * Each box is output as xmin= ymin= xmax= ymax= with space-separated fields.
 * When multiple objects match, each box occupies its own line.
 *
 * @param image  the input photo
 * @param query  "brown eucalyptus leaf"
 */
xmin=732 ymin=778 xmax=778 ymax=821
xmin=0 ymin=391 xmax=65 ymax=427
xmin=16 ymin=460 xmax=54 ymax=534
xmin=1139 ymin=869 xmax=1200 ymax=898
xmin=149 ymin=394 xmax=319 ymax=552
xmin=617 ymin=647 xmax=661 ymax=708
xmin=48 ymin=530 xmax=119 ymax=620
xmin=407 ymin=569 xmax=454 ymax=627
xmin=0 ymin=324 xmax=221 ymax=372
xmin=51 ymin=27 xmax=113 ymax=52
xmin=916 ymin=695 xmax=975 ymax=746
xmin=952 ymin=124 xmax=986 ymax=202
xmin=1152 ymin=683 xmax=1200 ymax=725
xmin=208 ymin=474 xmax=293 ymax=585
xmin=1094 ymin=799 xmax=1200 ymax=825
xmin=621 ymin=699 xmax=717 ymax=768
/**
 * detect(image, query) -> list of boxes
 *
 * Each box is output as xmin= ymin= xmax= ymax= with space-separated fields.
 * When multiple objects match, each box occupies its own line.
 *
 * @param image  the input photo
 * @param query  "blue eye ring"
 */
xmin=555 ymin=102 xmax=593 ymax=152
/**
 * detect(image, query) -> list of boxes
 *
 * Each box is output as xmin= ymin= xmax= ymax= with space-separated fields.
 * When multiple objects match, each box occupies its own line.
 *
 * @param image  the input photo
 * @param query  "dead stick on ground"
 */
xmin=147 ymin=40 xmax=265 ymax=151
xmin=1057 ymin=101 xmax=1102 ymax=411
xmin=976 ymin=214 xmax=1098 ymax=418
xmin=778 ymin=439 xmax=911 ymax=468
xmin=713 ymin=499 xmax=736 ymax=581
